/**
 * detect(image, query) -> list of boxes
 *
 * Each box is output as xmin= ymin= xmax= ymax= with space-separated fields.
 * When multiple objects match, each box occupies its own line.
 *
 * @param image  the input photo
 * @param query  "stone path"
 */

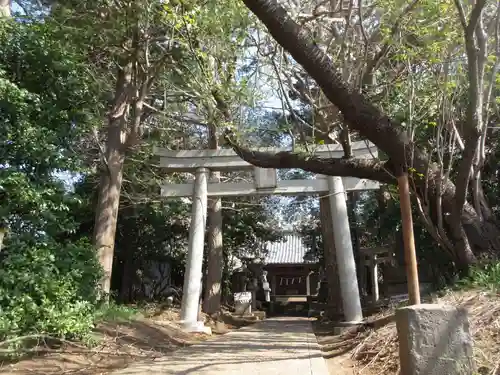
xmin=112 ymin=317 xmax=329 ymax=375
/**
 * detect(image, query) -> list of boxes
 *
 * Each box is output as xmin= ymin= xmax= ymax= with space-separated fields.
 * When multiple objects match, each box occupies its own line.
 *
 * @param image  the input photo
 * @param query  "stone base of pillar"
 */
xmin=179 ymin=320 xmax=212 ymax=335
xmin=396 ymin=304 xmax=475 ymax=375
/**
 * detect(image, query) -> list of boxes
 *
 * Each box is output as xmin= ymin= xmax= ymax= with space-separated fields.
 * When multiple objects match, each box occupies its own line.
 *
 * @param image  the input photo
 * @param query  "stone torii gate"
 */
xmin=156 ymin=142 xmax=379 ymax=332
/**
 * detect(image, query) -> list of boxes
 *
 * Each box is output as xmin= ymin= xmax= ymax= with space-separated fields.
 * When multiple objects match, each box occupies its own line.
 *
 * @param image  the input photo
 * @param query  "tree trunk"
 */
xmin=0 ymin=0 xmax=10 ymax=17
xmin=203 ymin=186 xmax=223 ymax=314
xmin=232 ymin=0 xmax=500 ymax=266
xmin=93 ymin=118 xmax=126 ymax=296
xmin=203 ymin=125 xmax=224 ymax=315
xmin=319 ymin=197 xmax=343 ymax=319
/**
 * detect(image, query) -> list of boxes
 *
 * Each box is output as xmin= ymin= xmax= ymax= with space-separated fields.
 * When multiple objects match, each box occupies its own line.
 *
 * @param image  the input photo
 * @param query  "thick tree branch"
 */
xmin=224 ymin=133 xmax=395 ymax=184
xmin=240 ymin=0 xmax=426 ymax=172
xmin=230 ymin=0 xmax=498 ymax=264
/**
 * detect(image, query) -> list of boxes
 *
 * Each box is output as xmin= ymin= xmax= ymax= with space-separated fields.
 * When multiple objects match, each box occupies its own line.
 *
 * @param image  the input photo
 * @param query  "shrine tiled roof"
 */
xmin=264 ymin=234 xmax=318 ymax=265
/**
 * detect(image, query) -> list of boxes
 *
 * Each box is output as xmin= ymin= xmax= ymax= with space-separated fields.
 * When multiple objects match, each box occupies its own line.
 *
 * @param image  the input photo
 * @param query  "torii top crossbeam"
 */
xmin=155 ymin=141 xmax=377 ymax=172
xmin=155 ymin=141 xmax=380 ymax=197
xmin=156 ymin=141 xmax=379 ymax=330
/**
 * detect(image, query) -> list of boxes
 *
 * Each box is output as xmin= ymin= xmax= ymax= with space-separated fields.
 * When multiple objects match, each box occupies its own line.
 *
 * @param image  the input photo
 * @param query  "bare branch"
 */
xmin=453 ymin=0 xmax=489 ymax=217
xmin=241 ymin=0 xmax=428 ymax=174
xmin=453 ymin=0 xmax=467 ymax=31
xmin=362 ymin=0 xmax=420 ymax=87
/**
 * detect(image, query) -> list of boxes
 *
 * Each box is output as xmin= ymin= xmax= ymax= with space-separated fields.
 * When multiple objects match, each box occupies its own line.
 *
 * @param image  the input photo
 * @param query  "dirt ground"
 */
xmin=3 ymin=290 xmax=497 ymax=375
xmin=312 ymin=320 xmax=375 ymax=375
xmin=0 ymin=308 xmax=253 ymax=375
xmin=312 ymin=289 xmax=500 ymax=375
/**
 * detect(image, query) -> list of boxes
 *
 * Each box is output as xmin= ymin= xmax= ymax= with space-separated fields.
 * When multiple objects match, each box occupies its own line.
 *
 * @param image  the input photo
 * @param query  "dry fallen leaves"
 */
xmin=348 ymin=290 xmax=500 ymax=375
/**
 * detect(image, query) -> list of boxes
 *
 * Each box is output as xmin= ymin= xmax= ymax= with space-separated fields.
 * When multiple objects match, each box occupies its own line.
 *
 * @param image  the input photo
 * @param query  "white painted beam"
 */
xmin=159 ymin=156 xmax=254 ymax=171
xmin=161 ymin=177 xmax=379 ymax=198
xmin=156 ymin=141 xmax=378 ymax=172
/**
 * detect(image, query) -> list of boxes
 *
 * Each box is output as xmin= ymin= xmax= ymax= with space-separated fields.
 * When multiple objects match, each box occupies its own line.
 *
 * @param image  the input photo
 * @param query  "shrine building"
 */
xmin=263 ymin=233 xmax=320 ymax=307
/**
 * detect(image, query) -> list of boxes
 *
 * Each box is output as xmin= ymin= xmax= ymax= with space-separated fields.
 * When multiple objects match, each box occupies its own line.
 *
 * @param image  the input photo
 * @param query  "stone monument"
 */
xmin=246 ymin=276 xmax=259 ymax=311
xmin=234 ymin=291 xmax=252 ymax=316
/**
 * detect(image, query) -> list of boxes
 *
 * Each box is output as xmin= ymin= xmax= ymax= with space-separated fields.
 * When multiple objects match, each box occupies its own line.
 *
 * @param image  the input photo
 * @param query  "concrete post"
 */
xmin=180 ymin=167 xmax=209 ymax=331
xmin=396 ymin=304 xmax=475 ymax=375
xmin=326 ymin=176 xmax=363 ymax=323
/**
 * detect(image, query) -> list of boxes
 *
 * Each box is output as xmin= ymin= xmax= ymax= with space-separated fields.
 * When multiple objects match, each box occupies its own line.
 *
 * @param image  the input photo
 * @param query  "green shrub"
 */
xmin=0 ymin=237 xmax=102 ymax=344
xmin=459 ymin=261 xmax=500 ymax=292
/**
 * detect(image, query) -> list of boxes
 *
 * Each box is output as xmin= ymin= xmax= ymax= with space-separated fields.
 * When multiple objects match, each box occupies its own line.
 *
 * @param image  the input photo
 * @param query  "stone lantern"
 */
xmin=261 ymin=270 xmax=271 ymax=302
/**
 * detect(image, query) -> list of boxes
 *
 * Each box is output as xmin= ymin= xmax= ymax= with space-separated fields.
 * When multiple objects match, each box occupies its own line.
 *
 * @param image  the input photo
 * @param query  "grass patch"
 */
xmin=94 ymin=303 xmax=142 ymax=324
xmin=458 ymin=260 xmax=500 ymax=292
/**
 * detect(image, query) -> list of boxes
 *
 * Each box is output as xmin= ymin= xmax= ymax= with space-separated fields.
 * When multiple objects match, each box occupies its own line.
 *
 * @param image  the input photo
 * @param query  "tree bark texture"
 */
xmin=229 ymin=0 xmax=500 ymax=267
xmin=203 ymin=175 xmax=224 ymax=314
xmin=93 ymin=136 xmax=124 ymax=295
xmin=90 ymin=25 xmax=160 ymax=296
xmin=92 ymin=65 xmax=131 ymax=296
xmin=203 ymin=124 xmax=224 ymax=315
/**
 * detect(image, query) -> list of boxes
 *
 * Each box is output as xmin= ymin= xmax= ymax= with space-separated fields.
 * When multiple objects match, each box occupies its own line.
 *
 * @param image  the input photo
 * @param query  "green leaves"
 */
xmin=0 ymin=17 xmax=100 ymax=234
xmin=0 ymin=238 xmax=102 ymax=344
xmin=0 ymin=18 xmax=105 ymax=347
xmin=459 ymin=261 xmax=500 ymax=292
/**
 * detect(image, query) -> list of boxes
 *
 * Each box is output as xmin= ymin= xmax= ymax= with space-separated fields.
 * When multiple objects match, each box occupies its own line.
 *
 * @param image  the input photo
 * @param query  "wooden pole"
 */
xmin=397 ymin=173 xmax=421 ymax=305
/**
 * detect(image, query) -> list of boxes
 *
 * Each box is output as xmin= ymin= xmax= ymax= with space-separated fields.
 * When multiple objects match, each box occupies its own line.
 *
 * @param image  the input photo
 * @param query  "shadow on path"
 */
xmin=112 ymin=317 xmax=329 ymax=375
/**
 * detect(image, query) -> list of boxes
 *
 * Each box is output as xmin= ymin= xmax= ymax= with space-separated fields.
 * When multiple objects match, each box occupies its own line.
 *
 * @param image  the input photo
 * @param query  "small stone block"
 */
xmin=395 ymin=304 xmax=475 ymax=375
xmin=234 ymin=292 xmax=252 ymax=316
xmin=234 ymin=302 xmax=252 ymax=316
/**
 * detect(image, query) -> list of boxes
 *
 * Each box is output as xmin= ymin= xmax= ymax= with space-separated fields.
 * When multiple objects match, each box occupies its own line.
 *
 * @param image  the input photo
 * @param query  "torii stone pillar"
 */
xmin=156 ymin=143 xmax=380 ymax=328
xmin=180 ymin=167 xmax=209 ymax=332
xmin=327 ymin=176 xmax=363 ymax=323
